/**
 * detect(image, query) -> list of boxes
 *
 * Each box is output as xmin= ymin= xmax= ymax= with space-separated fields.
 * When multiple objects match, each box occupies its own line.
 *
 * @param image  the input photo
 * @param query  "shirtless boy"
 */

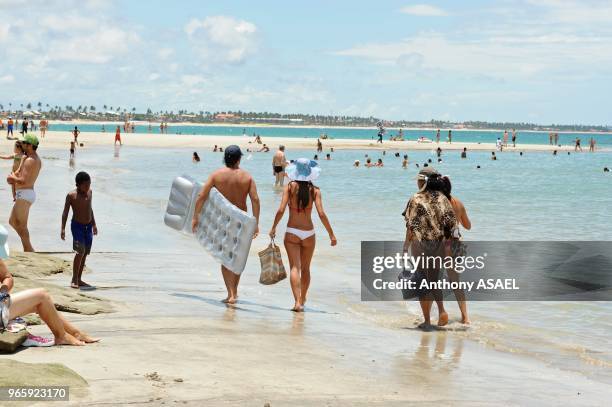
xmin=192 ymin=145 xmax=260 ymax=304
xmin=7 ymin=134 xmax=41 ymax=252
xmin=61 ymin=172 xmax=98 ymax=289
xmin=272 ymin=145 xmax=287 ymax=187
xmin=72 ymin=126 xmax=80 ymax=145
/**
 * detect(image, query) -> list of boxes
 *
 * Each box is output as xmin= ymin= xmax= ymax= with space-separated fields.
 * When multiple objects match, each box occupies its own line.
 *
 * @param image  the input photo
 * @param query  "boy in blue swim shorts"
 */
xmin=61 ymin=172 xmax=98 ymax=289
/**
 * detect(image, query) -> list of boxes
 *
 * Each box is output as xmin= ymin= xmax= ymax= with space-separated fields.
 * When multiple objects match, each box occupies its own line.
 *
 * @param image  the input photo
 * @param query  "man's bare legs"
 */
xmin=9 ymin=199 xmax=34 ymax=252
xmin=9 ymin=288 xmax=99 ymax=345
xmin=71 ymin=252 xmax=89 ymax=289
xmin=221 ymin=266 xmax=240 ymax=304
xmin=284 ymin=233 xmax=315 ymax=312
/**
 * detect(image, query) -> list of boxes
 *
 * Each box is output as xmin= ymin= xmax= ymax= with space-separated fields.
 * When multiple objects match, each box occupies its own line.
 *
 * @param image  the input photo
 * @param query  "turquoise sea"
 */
xmin=2 ymin=143 xmax=611 ymax=384
xmin=47 ymin=123 xmax=612 ymax=147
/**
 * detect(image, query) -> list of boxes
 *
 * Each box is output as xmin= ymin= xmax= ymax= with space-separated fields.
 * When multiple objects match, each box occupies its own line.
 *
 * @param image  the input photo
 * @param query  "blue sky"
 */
xmin=1 ymin=0 xmax=611 ymax=124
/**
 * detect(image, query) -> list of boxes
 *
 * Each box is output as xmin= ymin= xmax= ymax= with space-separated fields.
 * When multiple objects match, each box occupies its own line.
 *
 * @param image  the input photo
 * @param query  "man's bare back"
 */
xmin=209 ymin=167 xmax=252 ymax=211
xmin=272 ymin=151 xmax=285 ymax=166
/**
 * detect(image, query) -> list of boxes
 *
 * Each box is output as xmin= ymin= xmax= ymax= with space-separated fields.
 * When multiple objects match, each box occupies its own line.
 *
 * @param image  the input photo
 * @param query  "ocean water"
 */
xmin=2 ymin=144 xmax=611 ymax=384
xmin=47 ymin=123 xmax=612 ymax=147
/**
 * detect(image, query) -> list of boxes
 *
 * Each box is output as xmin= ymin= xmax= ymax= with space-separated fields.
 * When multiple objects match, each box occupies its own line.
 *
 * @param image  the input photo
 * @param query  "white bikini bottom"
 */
xmin=286 ymin=227 xmax=315 ymax=240
xmin=15 ymin=189 xmax=36 ymax=204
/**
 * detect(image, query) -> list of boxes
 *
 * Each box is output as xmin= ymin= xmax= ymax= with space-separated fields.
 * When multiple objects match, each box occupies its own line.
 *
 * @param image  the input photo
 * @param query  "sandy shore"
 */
xmin=1 ymin=130 xmax=585 ymax=152
xmin=0 ymin=252 xmax=607 ymax=405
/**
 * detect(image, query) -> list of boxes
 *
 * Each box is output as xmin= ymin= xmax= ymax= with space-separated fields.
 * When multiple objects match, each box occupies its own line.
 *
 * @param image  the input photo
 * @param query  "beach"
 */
xmin=0 ymin=134 xmax=610 ymax=405
xmin=1 ymin=129 xmax=586 ymax=152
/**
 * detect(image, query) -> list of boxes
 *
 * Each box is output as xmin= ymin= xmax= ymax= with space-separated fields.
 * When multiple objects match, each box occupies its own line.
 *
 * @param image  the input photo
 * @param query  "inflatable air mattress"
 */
xmin=164 ymin=175 xmax=256 ymax=275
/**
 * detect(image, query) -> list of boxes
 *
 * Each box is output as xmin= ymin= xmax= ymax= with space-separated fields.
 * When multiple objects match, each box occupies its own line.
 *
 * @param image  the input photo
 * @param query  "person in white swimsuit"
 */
xmin=8 ymin=134 xmax=41 ymax=252
xmin=269 ymin=158 xmax=337 ymax=312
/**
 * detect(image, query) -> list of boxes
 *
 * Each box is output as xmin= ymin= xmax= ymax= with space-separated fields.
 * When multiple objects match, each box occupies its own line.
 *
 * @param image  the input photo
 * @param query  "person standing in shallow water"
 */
xmin=272 ymin=145 xmax=287 ymax=187
xmin=403 ymin=167 xmax=457 ymax=329
xmin=8 ymin=134 xmax=41 ymax=252
xmin=269 ymin=158 xmax=337 ymax=312
xmin=440 ymin=176 xmax=471 ymax=324
xmin=192 ymin=146 xmax=260 ymax=304
xmin=61 ymin=172 xmax=98 ymax=289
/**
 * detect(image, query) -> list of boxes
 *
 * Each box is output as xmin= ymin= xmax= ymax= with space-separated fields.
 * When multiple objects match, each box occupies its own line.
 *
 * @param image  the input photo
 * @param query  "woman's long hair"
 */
xmin=440 ymin=176 xmax=452 ymax=200
xmin=295 ymin=181 xmax=314 ymax=210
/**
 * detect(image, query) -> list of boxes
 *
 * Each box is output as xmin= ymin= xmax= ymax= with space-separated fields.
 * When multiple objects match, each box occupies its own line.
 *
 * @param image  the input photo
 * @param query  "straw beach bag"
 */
xmin=258 ymin=239 xmax=287 ymax=285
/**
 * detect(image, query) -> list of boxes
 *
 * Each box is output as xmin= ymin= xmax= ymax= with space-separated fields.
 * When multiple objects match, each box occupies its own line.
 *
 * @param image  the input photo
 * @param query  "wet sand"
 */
xmin=0 ymin=252 xmax=607 ymax=405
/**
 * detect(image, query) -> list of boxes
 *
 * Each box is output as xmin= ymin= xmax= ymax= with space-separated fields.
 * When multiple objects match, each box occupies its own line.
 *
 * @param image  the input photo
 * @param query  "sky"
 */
xmin=0 ymin=0 xmax=611 ymax=124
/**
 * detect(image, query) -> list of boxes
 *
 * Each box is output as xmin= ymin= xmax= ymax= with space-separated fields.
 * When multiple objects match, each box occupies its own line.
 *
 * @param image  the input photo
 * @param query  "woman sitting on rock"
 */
xmin=0 ymin=225 xmax=98 ymax=346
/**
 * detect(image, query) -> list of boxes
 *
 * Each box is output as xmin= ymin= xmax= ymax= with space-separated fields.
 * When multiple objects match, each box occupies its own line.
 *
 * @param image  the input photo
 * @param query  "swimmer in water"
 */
xmin=377 ymin=158 xmax=384 ymax=167
xmin=402 ymin=155 xmax=408 ymax=168
xmin=461 ymin=147 xmax=467 ymax=159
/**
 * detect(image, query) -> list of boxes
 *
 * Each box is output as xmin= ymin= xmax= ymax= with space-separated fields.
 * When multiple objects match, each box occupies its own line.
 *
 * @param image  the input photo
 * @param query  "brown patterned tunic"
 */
xmin=404 ymin=190 xmax=457 ymax=241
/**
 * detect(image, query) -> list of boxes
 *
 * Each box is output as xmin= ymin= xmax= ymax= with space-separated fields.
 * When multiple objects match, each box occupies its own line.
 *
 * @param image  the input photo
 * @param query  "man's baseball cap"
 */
xmin=22 ymin=134 xmax=39 ymax=147
xmin=224 ymin=145 xmax=243 ymax=160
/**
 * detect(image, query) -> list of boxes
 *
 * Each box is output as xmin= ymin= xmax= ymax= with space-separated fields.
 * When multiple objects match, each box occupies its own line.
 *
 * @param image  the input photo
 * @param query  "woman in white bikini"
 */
xmin=269 ymin=158 xmax=337 ymax=312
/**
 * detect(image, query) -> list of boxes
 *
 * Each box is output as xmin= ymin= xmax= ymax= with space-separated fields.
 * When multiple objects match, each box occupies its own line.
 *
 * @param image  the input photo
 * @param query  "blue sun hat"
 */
xmin=0 ymin=225 xmax=9 ymax=259
xmin=286 ymin=158 xmax=320 ymax=182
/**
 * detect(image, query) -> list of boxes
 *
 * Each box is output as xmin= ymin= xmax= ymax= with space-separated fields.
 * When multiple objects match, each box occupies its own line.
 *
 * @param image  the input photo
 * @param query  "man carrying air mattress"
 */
xmin=191 ymin=145 xmax=260 ymax=304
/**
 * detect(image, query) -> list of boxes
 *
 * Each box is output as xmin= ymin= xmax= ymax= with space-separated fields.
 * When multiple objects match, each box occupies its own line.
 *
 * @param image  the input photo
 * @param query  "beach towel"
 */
xmin=258 ymin=239 xmax=287 ymax=285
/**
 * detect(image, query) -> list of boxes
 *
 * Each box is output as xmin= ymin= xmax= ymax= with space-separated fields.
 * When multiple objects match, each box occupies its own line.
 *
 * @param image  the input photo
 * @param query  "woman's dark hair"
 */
xmin=75 ymin=171 xmax=91 ymax=185
xmin=295 ymin=181 xmax=314 ymax=210
xmin=422 ymin=173 xmax=445 ymax=194
xmin=441 ymin=176 xmax=452 ymax=199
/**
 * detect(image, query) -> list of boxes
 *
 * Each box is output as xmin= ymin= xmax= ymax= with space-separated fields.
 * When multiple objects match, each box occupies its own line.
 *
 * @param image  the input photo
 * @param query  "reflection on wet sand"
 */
xmin=393 ymin=333 xmax=464 ymax=387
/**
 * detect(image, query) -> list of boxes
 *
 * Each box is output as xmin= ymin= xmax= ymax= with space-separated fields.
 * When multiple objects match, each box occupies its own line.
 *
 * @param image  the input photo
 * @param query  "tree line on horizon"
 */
xmin=0 ymin=102 xmax=608 ymax=132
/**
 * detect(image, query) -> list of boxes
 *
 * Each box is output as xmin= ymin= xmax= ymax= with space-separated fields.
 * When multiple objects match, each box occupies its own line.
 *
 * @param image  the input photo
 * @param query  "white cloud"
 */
xmin=157 ymin=47 xmax=174 ymax=60
xmin=400 ymin=4 xmax=448 ymax=16
xmin=0 ymin=75 xmax=15 ymax=83
xmin=185 ymin=16 xmax=258 ymax=64
xmin=47 ymin=27 xmax=139 ymax=63
xmin=337 ymin=0 xmax=612 ymax=82
xmin=181 ymin=75 xmax=206 ymax=86
xmin=149 ymin=73 xmax=160 ymax=81
xmin=0 ymin=25 xmax=9 ymax=42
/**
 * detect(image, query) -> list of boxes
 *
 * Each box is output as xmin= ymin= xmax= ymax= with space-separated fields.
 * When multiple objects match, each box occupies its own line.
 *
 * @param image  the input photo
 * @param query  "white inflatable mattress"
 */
xmin=164 ymin=175 xmax=256 ymax=275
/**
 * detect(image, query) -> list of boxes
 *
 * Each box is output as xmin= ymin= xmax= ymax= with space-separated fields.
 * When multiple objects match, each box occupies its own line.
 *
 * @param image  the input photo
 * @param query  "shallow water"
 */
xmin=1 ymin=144 xmax=611 ymax=384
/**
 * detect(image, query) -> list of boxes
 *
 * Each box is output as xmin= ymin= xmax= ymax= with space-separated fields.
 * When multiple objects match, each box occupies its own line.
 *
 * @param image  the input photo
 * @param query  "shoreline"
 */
xmin=1 ymin=130 xmax=603 ymax=152
xmin=32 ymin=120 xmax=612 ymax=134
